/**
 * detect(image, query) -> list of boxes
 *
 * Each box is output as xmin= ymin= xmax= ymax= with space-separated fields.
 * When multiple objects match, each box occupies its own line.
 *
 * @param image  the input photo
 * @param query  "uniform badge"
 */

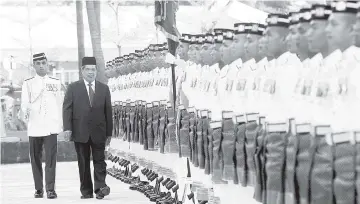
xmin=314 ymin=7 xmax=325 ymax=17
xmin=303 ymin=12 xmax=312 ymax=20
xmin=268 ymin=16 xmax=278 ymax=24
xmin=225 ymin=31 xmax=233 ymax=38
xmin=238 ymin=25 xmax=245 ymax=32
xmin=335 ymin=1 xmax=346 ymax=11
xmin=251 ymin=24 xmax=259 ymax=32
xmin=46 ymin=84 xmax=58 ymax=92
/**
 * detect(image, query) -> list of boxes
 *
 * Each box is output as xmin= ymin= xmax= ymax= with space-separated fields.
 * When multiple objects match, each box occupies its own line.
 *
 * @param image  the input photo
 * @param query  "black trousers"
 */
xmin=74 ymin=137 xmax=107 ymax=195
xmin=29 ymin=134 xmax=57 ymax=191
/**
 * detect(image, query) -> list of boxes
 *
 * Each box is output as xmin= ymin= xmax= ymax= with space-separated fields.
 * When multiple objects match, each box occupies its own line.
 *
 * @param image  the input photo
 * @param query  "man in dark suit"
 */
xmin=62 ymin=57 xmax=113 ymax=199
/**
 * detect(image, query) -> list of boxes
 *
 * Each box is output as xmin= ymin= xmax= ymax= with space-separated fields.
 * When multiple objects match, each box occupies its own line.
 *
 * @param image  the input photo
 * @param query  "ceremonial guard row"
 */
xmin=106 ymin=1 xmax=360 ymax=204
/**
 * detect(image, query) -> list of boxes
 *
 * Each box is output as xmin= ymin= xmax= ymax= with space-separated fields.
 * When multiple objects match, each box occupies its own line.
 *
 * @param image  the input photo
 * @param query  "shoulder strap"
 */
xmin=24 ymin=77 xmax=34 ymax=81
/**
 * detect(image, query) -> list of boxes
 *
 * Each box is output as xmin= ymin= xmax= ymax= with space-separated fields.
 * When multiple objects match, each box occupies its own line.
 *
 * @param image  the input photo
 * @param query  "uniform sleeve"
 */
xmin=104 ymin=84 xmax=113 ymax=137
xmin=57 ymin=82 xmax=65 ymax=130
xmin=62 ymin=83 xmax=73 ymax=131
xmin=20 ymin=80 xmax=29 ymax=117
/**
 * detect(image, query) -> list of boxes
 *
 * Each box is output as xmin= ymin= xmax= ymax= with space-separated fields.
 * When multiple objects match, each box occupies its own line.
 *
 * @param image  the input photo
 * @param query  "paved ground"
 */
xmin=2 ymin=131 xmax=67 ymax=142
xmin=0 ymin=161 xmax=149 ymax=204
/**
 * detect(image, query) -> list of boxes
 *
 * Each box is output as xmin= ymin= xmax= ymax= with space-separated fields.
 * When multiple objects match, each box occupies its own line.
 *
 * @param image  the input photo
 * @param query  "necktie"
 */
xmin=88 ymin=83 xmax=94 ymax=106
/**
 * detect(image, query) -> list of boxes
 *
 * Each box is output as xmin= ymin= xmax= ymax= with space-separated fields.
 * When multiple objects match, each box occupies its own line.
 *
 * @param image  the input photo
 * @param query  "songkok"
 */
xmin=33 ymin=53 xmax=47 ymax=62
xmin=311 ymin=4 xmax=332 ymax=20
xmin=180 ymin=33 xmax=191 ymax=43
xmin=289 ymin=11 xmax=301 ymax=25
xmin=266 ymin=13 xmax=290 ymax=27
xmin=82 ymin=57 xmax=96 ymax=66
xmin=331 ymin=1 xmax=358 ymax=14
xmin=234 ymin=23 xmax=251 ymax=34
xmin=247 ymin=23 xmax=266 ymax=35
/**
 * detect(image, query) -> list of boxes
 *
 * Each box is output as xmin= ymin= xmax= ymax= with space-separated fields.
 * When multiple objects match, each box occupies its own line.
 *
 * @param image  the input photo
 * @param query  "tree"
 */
xmin=76 ymin=0 xmax=85 ymax=80
xmin=86 ymin=1 xmax=107 ymax=84
xmin=107 ymin=0 xmax=122 ymax=55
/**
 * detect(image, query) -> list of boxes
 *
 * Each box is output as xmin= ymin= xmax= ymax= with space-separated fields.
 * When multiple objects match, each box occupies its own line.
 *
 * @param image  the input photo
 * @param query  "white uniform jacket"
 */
xmin=21 ymin=75 xmax=64 ymax=137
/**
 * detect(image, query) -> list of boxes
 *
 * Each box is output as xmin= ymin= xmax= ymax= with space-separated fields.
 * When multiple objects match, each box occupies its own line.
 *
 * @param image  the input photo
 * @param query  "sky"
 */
xmin=0 ymin=1 xmax=268 ymax=63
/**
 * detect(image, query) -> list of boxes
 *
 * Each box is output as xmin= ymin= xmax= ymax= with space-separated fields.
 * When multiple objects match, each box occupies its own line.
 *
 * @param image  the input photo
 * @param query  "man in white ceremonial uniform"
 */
xmin=255 ymin=34 xmax=269 ymax=117
xmin=352 ymin=4 xmax=360 ymax=47
xmin=207 ymin=34 xmax=222 ymax=117
xmin=310 ymin=1 xmax=347 ymax=128
xmin=326 ymin=0 xmax=360 ymax=133
xmin=284 ymin=9 xmax=313 ymax=122
xmin=262 ymin=13 xmax=295 ymax=124
xmin=21 ymin=53 xmax=63 ymax=199
xmin=184 ymin=35 xmax=201 ymax=109
xmin=243 ymin=23 xmax=266 ymax=116
xmin=304 ymin=4 xmax=332 ymax=126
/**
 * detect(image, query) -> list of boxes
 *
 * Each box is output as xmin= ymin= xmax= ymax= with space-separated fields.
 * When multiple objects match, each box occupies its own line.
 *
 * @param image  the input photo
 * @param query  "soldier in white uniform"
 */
xmin=21 ymin=53 xmax=63 ymax=199
xmin=351 ymin=5 xmax=360 ymax=46
xmin=326 ymin=0 xmax=360 ymax=133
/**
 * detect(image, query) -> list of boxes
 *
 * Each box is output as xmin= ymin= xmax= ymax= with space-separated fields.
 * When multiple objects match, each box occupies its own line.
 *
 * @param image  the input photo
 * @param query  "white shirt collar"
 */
xmin=84 ymin=79 xmax=96 ymax=93
xmin=34 ymin=74 xmax=48 ymax=80
xmin=84 ymin=79 xmax=95 ymax=85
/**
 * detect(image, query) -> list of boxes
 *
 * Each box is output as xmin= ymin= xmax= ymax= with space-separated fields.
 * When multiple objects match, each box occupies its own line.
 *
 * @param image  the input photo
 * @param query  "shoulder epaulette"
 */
xmin=49 ymin=77 xmax=59 ymax=80
xmin=24 ymin=77 xmax=34 ymax=81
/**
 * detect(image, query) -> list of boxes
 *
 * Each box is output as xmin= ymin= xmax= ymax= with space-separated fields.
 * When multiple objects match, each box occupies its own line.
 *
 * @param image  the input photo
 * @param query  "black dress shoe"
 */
xmin=96 ymin=186 xmax=110 ymax=199
xmin=81 ymin=194 xmax=94 ymax=199
xmin=47 ymin=190 xmax=57 ymax=199
xmin=34 ymin=190 xmax=43 ymax=198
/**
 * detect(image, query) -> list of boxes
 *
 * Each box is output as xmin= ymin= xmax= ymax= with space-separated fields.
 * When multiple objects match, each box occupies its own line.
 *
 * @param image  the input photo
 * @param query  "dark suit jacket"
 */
xmin=63 ymin=80 xmax=113 ymax=144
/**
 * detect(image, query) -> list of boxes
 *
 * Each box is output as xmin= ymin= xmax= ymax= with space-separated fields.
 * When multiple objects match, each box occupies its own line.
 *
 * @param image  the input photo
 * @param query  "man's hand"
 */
xmin=60 ymin=130 xmax=72 ymax=142
xmin=105 ymin=137 xmax=112 ymax=147
xmin=24 ymin=108 xmax=31 ymax=121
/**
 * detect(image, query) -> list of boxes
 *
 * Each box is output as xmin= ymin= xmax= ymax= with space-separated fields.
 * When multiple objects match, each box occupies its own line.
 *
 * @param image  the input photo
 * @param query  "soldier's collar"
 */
xmin=311 ymin=53 xmax=323 ymax=63
xmin=302 ymin=58 xmax=311 ymax=68
xmin=342 ymin=45 xmax=360 ymax=62
xmin=220 ymin=64 xmax=230 ymax=78
xmin=276 ymin=51 xmax=293 ymax=65
xmin=324 ymin=49 xmax=342 ymax=65
xmin=243 ymin=58 xmax=256 ymax=67
xmin=258 ymin=57 xmax=268 ymax=64
xmin=35 ymin=74 xmax=48 ymax=79
xmin=230 ymin=58 xmax=243 ymax=68
xmin=210 ymin=63 xmax=220 ymax=72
